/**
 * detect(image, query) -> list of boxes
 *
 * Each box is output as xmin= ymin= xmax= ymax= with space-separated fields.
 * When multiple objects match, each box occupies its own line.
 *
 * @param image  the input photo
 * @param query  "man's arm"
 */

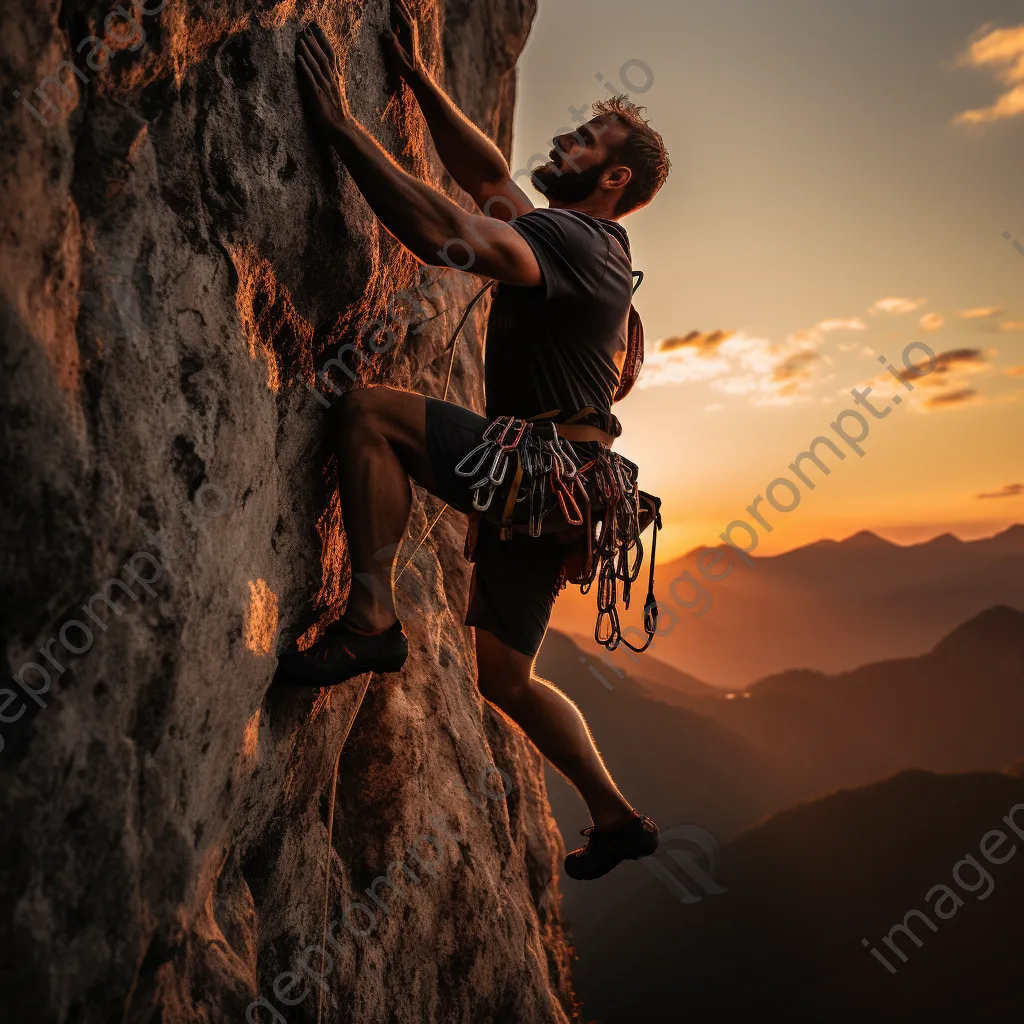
xmin=296 ymin=25 xmax=540 ymax=287
xmin=383 ymin=0 xmax=535 ymax=221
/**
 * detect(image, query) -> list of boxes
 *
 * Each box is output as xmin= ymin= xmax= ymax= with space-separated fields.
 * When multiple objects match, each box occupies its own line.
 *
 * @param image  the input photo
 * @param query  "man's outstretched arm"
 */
xmin=296 ymin=25 xmax=540 ymax=287
xmin=383 ymin=0 xmax=535 ymax=221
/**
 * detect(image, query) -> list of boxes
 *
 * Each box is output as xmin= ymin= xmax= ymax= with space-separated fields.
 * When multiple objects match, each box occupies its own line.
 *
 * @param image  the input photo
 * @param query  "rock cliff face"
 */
xmin=0 ymin=1 xmax=576 ymax=1021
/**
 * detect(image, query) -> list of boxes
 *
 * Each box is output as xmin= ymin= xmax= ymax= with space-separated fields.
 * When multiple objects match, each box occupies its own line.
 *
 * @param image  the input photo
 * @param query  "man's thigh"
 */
xmin=337 ymin=386 xmax=436 ymax=491
xmin=419 ymin=396 xmax=494 ymax=514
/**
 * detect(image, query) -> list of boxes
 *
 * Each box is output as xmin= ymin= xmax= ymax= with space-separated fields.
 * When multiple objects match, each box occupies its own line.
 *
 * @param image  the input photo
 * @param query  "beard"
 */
xmin=531 ymin=157 xmax=610 ymax=204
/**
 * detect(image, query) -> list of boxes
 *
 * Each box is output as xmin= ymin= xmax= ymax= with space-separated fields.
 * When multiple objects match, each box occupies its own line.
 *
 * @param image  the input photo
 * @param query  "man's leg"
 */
xmin=277 ymin=387 xmax=489 ymax=686
xmin=475 ymin=627 xmax=633 ymax=830
xmin=330 ymin=386 xmax=439 ymax=631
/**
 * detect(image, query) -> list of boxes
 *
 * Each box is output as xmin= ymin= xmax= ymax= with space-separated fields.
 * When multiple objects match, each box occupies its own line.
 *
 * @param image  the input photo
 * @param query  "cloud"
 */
xmin=866 ymin=347 xmax=995 ymax=413
xmin=1005 ymin=365 xmax=1024 ymax=377
xmin=976 ymin=482 xmax=1024 ymax=499
xmin=870 ymin=296 xmax=927 ymax=315
xmin=641 ymin=332 xmax=736 ymax=387
xmin=956 ymin=306 xmax=1003 ymax=319
xmin=900 ymin=347 xmax=987 ymax=381
xmin=869 ymin=348 xmax=989 ymax=386
xmin=658 ymin=329 xmax=735 ymax=354
xmin=771 ymin=349 xmax=821 ymax=382
xmin=923 ymin=387 xmax=981 ymax=409
xmin=642 ymin=312 xmax=883 ymax=401
xmin=931 ymin=347 xmax=988 ymax=372
xmin=1001 ymin=320 xmax=1024 ymax=331
xmin=953 ymin=24 xmax=1024 ymax=126
xmin=919 ymin=312 xmax=945 ymax=331
xmin=642 ymin=327 xmax=823 ymax=403
xmin=816 ymin=317 xmax=866 ymax=334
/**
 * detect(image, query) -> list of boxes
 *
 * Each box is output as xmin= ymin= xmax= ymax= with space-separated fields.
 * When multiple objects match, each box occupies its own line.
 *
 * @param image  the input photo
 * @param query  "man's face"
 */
xmin=531 ymin=114 xmax=631 ymax=205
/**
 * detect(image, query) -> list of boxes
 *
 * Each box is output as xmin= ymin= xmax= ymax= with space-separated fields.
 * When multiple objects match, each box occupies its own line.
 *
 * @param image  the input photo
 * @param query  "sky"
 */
xmin=509 ymin=0 xmax=1024 ymax=559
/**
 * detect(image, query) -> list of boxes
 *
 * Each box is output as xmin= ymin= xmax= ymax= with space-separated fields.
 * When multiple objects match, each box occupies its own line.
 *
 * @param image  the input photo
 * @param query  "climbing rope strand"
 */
xmin=316 ymin=673 xmax=373 ymax=1024
xmin=394 ymin=279 xmax=491 ymax=583
xmin=394 ymin=504 xmax=448 ymax=583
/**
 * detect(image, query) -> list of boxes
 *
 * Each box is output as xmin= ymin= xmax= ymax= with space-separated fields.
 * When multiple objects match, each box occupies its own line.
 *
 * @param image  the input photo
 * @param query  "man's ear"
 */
xmin=603 ymin=165 xmax=632 ymax=193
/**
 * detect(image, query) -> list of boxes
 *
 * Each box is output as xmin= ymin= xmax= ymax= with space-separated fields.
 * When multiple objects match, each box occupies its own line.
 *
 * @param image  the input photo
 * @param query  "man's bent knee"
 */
xmin=478 ymin=672 xmax=533 ymax=714
xmin=476 ymin=638 xmax=535 ymax=712
xmin=336 ymin=387 xmax=389 ymax=436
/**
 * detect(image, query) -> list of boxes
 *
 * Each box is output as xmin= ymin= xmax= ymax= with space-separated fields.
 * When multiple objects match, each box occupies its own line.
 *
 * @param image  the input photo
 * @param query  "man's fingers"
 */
xmin=296 ymin=54 xmax=320 ymax=101
xmin=384 ymin=31 xmax=411 ymax=66
xmin=298 ymin=26 xmax=331 ymax=83
xmin=311 ymin=20 xmax=332 ymax=48
xmin=309 ymin=23 xmax=337 ymax=70
xmin=296 ymin=52 xmax=323 ymax=97
xmin=297 ymin=40 xmax=331 ymax=96
xmin=303 ymin=33 xmax=331 ymax=81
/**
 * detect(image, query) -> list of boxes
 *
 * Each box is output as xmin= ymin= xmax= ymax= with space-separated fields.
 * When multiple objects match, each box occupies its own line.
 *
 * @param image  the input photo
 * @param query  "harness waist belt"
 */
xmin=554 ymin=424 xmax=615 ymax=447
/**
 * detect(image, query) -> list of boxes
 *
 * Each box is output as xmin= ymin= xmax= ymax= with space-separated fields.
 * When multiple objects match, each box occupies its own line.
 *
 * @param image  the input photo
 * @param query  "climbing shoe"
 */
xmin=563 ymin=810 xmax=659 ymax=881
xmin=275 ymin=618 xmax=408 ymax=687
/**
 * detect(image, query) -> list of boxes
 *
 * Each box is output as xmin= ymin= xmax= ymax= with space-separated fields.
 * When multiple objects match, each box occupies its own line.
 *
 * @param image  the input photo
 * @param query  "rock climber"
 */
xmin=279 ymin=5 xmax=671 ymax=881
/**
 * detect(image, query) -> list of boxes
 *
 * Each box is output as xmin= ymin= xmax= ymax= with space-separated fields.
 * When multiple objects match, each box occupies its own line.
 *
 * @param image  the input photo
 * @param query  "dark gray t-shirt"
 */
xmin=483 ymin=208 xmax=632 ymax=420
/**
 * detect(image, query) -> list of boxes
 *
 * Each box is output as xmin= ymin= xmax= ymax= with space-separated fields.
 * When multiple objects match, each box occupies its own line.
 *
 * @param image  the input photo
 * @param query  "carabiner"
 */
xmin=488 ymin=447 xmax=510 ymax=486
xmin=455 ymin=440 xmax=496 ymax=479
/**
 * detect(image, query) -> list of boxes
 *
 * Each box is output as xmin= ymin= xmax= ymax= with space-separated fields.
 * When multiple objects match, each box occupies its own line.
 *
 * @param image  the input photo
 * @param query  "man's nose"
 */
xmin=554 ymin=131 xmax=581 ymax=153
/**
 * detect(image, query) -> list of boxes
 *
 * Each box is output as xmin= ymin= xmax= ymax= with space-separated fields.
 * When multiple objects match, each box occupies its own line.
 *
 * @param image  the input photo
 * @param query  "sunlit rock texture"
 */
xmin=0 ymin=0 xmax=578 ymax=1021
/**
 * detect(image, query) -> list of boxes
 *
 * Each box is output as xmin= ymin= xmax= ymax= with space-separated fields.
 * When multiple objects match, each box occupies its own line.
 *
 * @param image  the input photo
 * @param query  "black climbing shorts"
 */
xmin=424 ymin=397 xmax=573 ymax=657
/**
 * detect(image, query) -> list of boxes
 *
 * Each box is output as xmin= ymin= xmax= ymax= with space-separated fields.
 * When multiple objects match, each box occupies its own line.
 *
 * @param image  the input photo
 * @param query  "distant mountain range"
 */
xmin=572 ymin=768 xmax=1024 ymax=1023
xmin=536 ymin=607 xmax=1024 ymax=1021
xmin=634 ymin=604 xmax=1024 ymax=796
xmin=550 ymin=524 xmax=1024 ymax=687
xmin=539 ymin=606 xmax=1024 ymax=848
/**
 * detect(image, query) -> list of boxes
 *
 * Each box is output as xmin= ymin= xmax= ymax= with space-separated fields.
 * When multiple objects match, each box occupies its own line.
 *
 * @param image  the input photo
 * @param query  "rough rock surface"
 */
xmin=0 ymin=1 xmax=577 ymax=1021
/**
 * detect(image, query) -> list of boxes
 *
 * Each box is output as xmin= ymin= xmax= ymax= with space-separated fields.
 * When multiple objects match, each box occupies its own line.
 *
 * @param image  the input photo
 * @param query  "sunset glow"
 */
xmin=512 ymin=2 xmax=1023 ymax=559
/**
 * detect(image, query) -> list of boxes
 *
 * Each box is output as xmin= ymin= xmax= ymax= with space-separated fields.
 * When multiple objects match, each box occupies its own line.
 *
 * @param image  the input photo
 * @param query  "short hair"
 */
xmin=592 ymin=95 xmax=671 ymax=215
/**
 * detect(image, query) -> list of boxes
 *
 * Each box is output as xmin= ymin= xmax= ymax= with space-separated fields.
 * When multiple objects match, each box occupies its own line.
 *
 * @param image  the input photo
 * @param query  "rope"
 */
xmin=316 ymin=674 xmax=373 ymax=1024
xmin=395 ymin=504 xmax=448 ymax=583
xmin=314 ymin=278 xmax=491 ymax=1019
xmin=394 ymin=279 xmax=491 ymax=582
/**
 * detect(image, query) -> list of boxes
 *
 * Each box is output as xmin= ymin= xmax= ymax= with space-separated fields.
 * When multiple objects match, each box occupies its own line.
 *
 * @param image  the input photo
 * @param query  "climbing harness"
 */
xmin=455 ymin=406 xmax=662 ymax=654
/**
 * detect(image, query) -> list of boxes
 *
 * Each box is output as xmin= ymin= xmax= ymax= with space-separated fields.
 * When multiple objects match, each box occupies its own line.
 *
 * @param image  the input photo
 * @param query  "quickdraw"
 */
xmin=573 ymin=448 xmax=661 ymax=655
xmin=457 ymin=411 xmax=663 ymax=654
xmin=454 ymin=415 xmax=585 ymax=535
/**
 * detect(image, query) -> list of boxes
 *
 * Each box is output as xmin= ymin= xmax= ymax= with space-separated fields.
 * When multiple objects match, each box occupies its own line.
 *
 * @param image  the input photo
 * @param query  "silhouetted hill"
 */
xmin=539 ymin=609 xmax=1024 ymax=994
xmin=551 ymin=608 xmax=1024 ymax=799
xmin=535 ymin=630 xmax=789 ymax=935
xmin=551 ymin=525 xmax=1024 ymax=686
xmin=536 ymin=631 xmax=787 ymax=838
xmin=703 ymin=606 xmax=1024 ymax=793
xmin=573 ymin=769 xmax=1024 ymax=1023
